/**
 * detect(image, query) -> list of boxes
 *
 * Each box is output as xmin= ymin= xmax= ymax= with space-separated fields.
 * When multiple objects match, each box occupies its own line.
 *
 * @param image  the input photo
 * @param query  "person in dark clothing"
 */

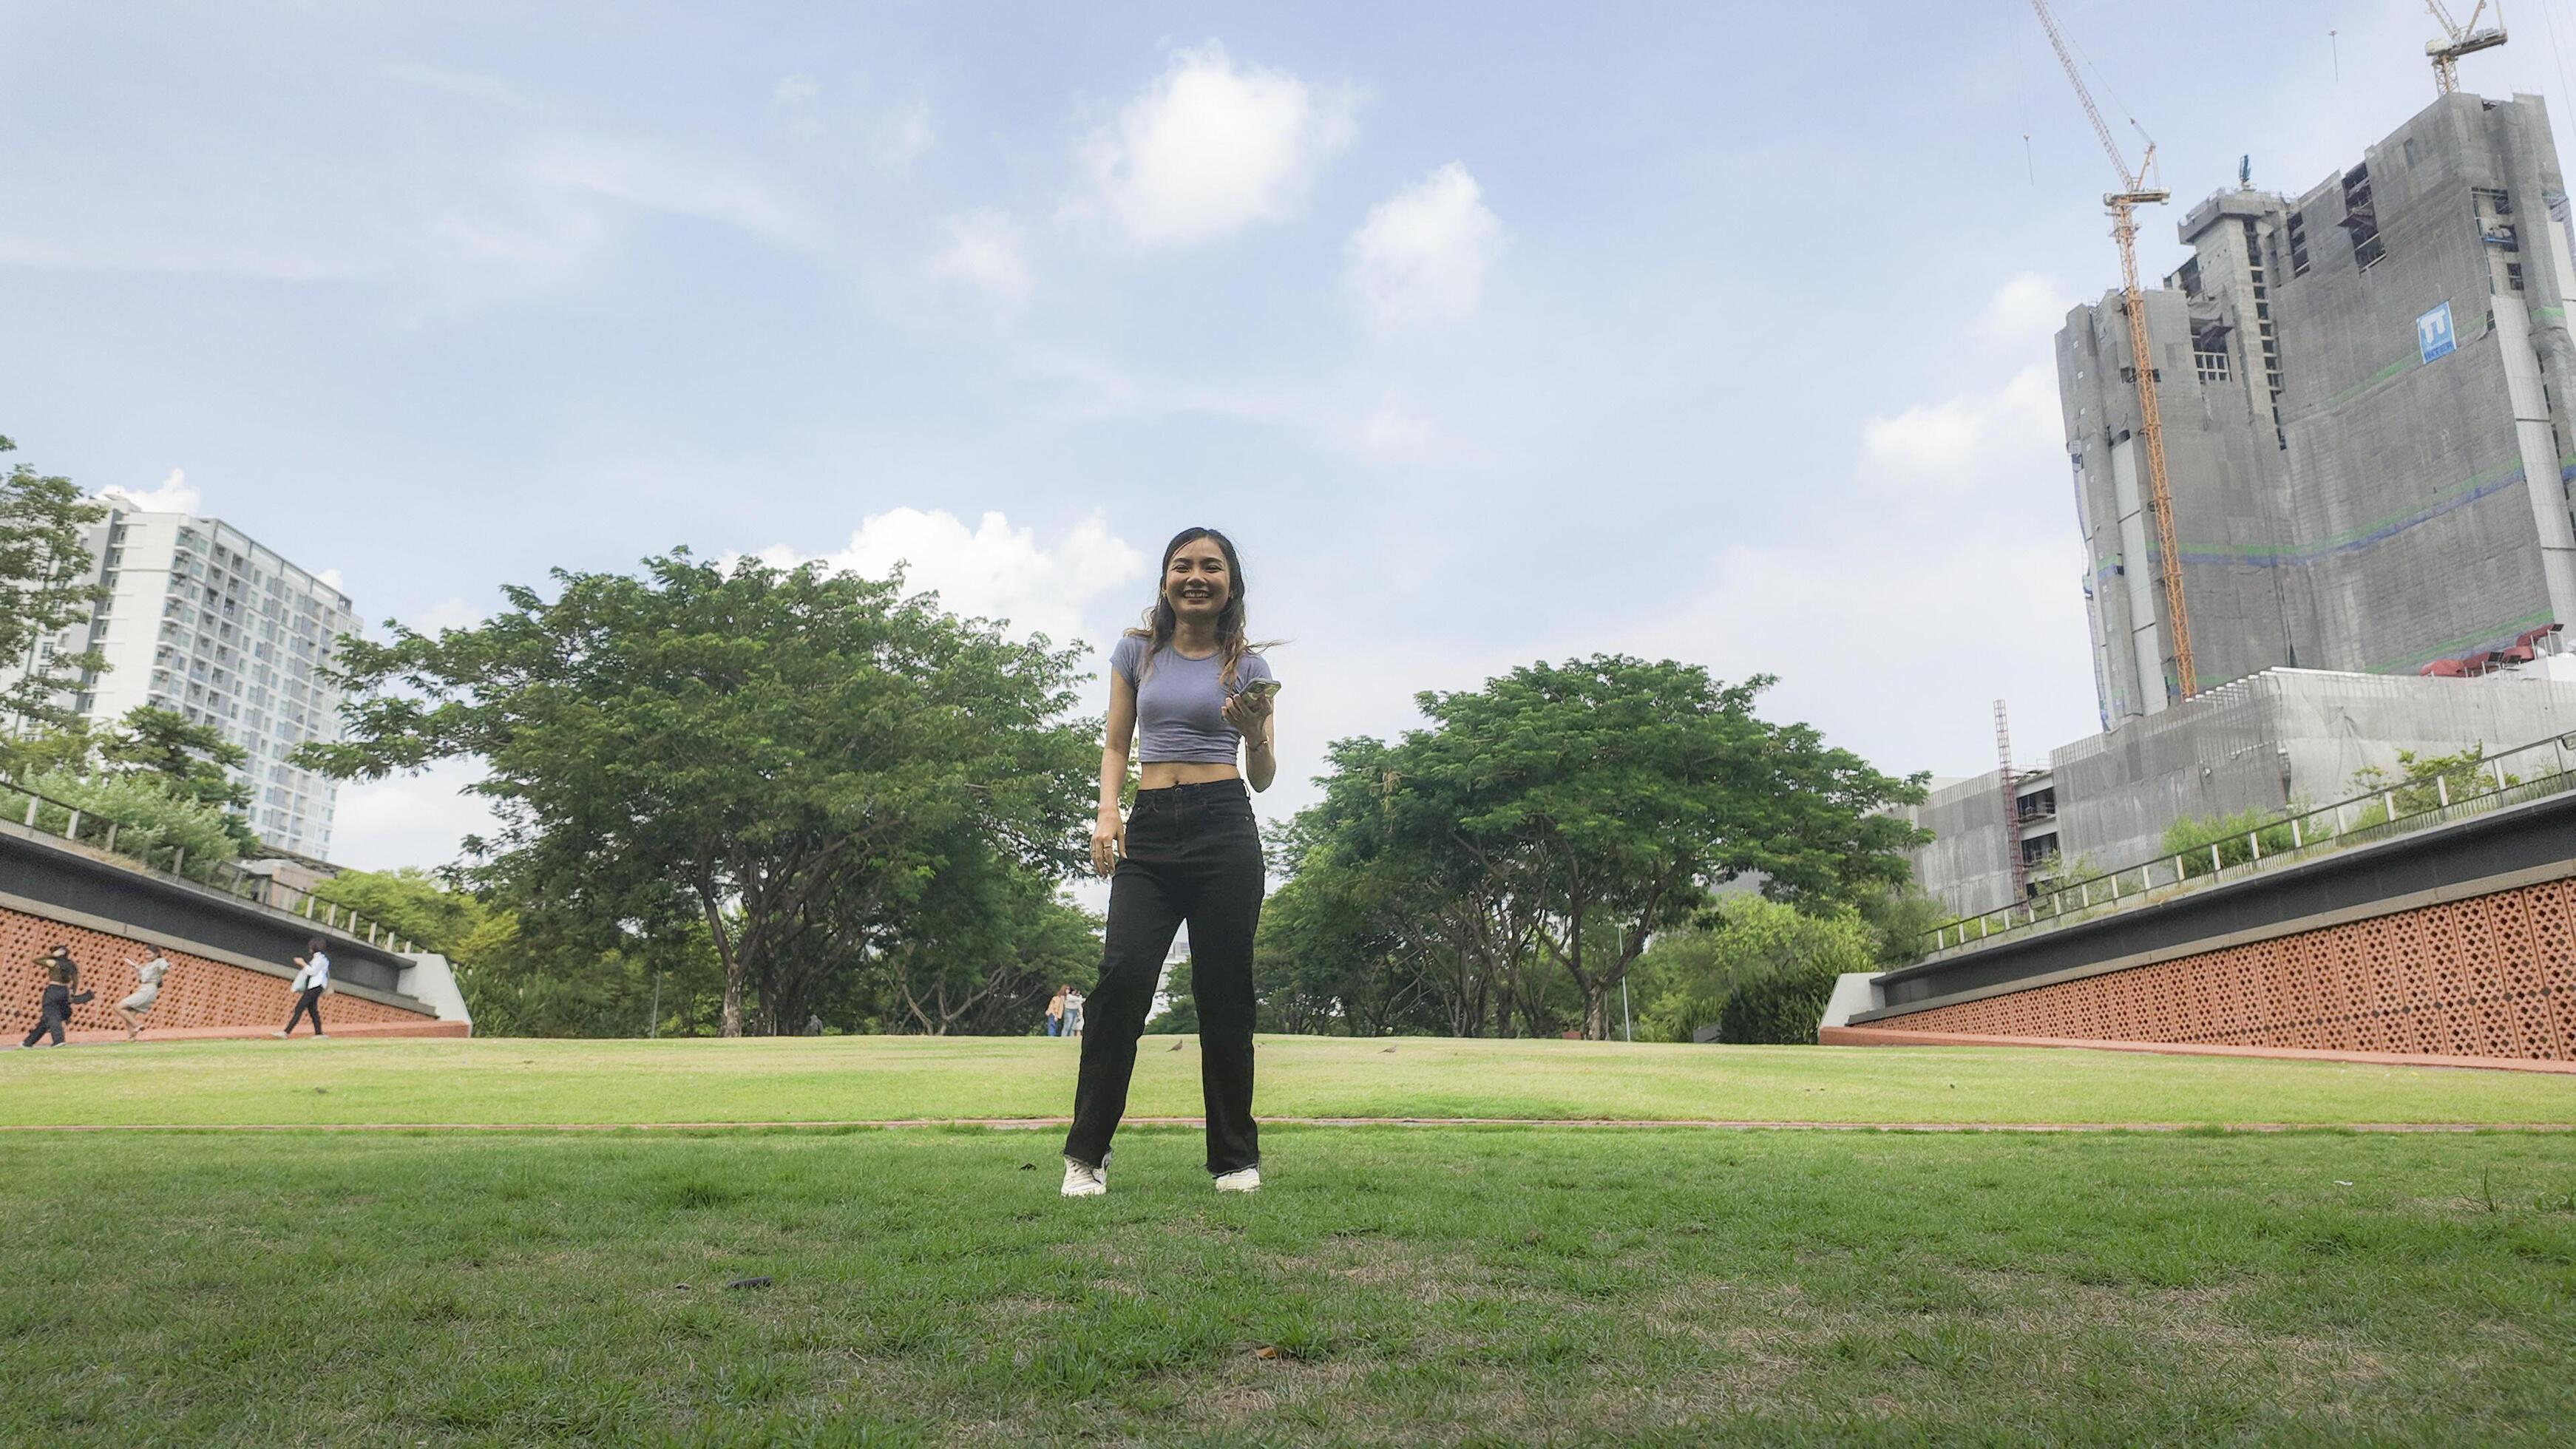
xmin=20 ymin=945 xmax=94 ymax=1048
xmin=1063 ymin=528 xmax=1278 ymax=1198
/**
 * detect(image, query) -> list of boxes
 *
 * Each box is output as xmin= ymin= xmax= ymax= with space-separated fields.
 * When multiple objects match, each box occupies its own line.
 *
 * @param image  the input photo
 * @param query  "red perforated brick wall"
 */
xmin=1877 ymin=878 xmax=2576 ymax=1062
xmin=4 ymin=905 xmax=435 ymax=1039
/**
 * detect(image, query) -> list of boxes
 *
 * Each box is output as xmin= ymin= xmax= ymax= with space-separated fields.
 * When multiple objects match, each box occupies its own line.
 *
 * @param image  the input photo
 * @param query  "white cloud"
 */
xmin=100 ymin=468 xmax=201 ymax=514
xmin=1859 ymin=363 xmax=2059 ymax=494
xmin=1075 ymin=41 xmax=1358 ymax=245
xmin=759 ymin=509 xmax=1148 ymax=643
xmin=1345 ymin=162 xmax=1502 ymax=335
xmin=526 ymin=134 xmax=824 ymax=252
xmin=1614 ymin=529 xmax=2099 ymax=780
xmin=769 ymin=74 xmax=824 ymax=138
xmin=1359 ymin=404 xmax=1435 ymax=457
xmin=927 ymin=209 xmax=1031 ymax=304
xmin=878 ymin=98 xmax=936 ymax=166
xmin=328 ymin=759 xmax=504 ymax=872
xmin=1973 ymin=272 xmax=2074 ymax=346
xmin=407 ymin=597 xmax=489 ymax=635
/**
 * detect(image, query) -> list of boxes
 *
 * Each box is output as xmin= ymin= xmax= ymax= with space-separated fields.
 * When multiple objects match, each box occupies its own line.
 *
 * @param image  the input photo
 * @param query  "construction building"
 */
xmin=0 ymin=500 xmax=358 ymax=858
xmin=1909 ymin=87 xmax=2576 ymax=920
xmin=2061 ymin=90 xmax=2576 ymax=722
xmin=1908 ymin=663 xmax=2576 ymax=917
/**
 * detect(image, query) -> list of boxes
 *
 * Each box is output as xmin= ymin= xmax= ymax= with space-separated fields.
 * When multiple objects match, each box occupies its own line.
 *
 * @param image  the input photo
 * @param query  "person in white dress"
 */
xmin=117 ymin=952 xmax=170 ymax=1042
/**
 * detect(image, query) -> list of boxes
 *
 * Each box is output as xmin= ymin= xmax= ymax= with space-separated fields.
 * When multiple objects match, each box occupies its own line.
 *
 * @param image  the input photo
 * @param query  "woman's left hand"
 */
xmin=1222 ymin=686 xmax=1273 ymax=736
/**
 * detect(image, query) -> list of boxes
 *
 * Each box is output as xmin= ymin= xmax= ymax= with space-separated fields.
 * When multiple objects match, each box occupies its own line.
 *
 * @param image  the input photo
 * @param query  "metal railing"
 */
xmin=1919 ymin=728 xmax=2576 ymax=956
xmin=3 ymin=777 xmax=417 ymax=955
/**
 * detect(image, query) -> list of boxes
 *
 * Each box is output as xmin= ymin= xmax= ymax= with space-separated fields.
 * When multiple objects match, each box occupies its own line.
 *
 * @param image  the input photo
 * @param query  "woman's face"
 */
xmin=1162 ymin=537 xmax=1233 ymax=620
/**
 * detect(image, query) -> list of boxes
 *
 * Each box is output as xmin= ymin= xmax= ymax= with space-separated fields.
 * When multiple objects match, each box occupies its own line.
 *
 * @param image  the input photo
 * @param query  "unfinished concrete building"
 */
xmin=1907 ymin=664 xmax=2576 ymax=918
xmin=1907 ymin=89 xmax=2576 ymax=920
xmin=2058 ymin=91 xmax=2576 ymax=725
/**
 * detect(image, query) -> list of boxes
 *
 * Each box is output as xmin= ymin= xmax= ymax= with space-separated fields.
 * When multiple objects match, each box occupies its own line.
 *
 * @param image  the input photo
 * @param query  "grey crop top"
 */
xmin=1111 ymin=635 xmax=1274 ymax=764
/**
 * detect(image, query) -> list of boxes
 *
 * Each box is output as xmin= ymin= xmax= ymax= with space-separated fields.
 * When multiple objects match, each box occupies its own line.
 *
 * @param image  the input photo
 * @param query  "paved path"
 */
xmin=2 ymin=1117 xmax=2569 ymax=1133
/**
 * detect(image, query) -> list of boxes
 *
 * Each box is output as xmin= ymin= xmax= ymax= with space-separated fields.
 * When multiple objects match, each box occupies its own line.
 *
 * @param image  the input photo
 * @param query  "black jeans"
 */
xmin=1066 ymin=778 xmax=1265 ymax=1175
xmin=21 ymin=985 xmax=72 ymax=1048
xmin=285 ymin=986 xmax=325 ymax=1036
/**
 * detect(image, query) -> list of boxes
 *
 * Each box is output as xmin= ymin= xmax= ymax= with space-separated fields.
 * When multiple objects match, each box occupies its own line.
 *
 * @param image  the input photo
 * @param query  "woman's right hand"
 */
xmin=1091 ymin=810 xmax=1125 ymax=878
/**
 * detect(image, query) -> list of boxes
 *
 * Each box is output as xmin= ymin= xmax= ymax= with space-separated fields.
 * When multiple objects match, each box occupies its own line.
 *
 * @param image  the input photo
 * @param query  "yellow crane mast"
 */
xmin=2030 ymin=0 xmax=2194 ymax=701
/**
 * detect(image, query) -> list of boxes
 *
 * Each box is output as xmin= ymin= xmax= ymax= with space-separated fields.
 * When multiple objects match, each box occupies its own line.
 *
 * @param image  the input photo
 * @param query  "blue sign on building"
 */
xmin=2418 ymin=300 xmax=2456 ymax=363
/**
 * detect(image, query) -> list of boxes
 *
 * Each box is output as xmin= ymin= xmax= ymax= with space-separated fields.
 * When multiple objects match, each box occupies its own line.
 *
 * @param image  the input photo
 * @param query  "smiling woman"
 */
xmin=1064 ymin=528 xmax=1280 ymax=1200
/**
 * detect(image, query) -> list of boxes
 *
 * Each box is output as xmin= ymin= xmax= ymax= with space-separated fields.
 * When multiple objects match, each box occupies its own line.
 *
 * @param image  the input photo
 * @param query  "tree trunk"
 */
xmin=703 ymin=890 xmax=746 ymax=1039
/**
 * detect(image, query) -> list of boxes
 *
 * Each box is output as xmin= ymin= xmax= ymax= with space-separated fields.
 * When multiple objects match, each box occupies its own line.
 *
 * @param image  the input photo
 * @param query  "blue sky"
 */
xmin=8 ymin=1 xmax=2575 ymax=869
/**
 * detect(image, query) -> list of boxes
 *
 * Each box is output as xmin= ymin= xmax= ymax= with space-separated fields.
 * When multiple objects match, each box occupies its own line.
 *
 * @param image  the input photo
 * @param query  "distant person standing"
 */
xmin=116 ymin=951 xmax=172 ymax=1042
xmin=19 ymin=944 xmax=94 ymax=1048
xmin=274 ymin=938 xmax=330 ymax=1039
xmin=1063 ymin=527 xmax=1278 ymax=1198
xmin=1044 ymin=985 xmax=1069 ymax=1037
xmin=1064 ymin=988 xmax=1085 ymax=1039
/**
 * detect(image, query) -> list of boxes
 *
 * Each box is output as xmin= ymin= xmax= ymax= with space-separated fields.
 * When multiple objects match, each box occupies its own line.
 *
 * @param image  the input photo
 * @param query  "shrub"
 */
xmin=1633 ymin=896 xmax=1876 ymax=1045
xmin=2160 ymin=806 xmax=2299 ymax=879
xmin=1 ymin=769 xmax=245 ymax=879
xmin=1718 ymin=961 xmax=1845 ymax=1045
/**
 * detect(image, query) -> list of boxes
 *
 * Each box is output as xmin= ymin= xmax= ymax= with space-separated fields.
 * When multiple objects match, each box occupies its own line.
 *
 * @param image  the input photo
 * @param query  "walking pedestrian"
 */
xmin=117 ymin=951 xmax=171 ymax=1042
xmin=1044 ymin=984 xmax=1068 ymax=1037
xmin=1064 ymin=987 xmax=1085 ymax=1039
xmin=1063 ymin=527 xmax=1278 ymax=1198
xmin=274 ymin=938 xmax=331 ymax=1039
xmin=18 ymin=944 xmax=93 ymax=1048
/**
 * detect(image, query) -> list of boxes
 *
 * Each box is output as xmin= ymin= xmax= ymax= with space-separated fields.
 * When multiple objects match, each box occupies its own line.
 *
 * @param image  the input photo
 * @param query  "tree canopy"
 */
xmin=0 ymin=433 xmax=108 ymax=747
xmin=1264 ymin=656 xmax=1928 ymax=1039
xmin=297 ymin=550 xmax=1100 ymax=1036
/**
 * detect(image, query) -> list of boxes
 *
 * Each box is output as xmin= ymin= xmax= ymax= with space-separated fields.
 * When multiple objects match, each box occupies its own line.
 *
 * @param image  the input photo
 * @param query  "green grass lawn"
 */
xmin=7 ymin=1040 xmax=2574 ymax=1443
xmin=4 ymin=1126 xmax=2572 ymax=1445
xmin=6 ymin=1034 xmax=2575 ymax=1127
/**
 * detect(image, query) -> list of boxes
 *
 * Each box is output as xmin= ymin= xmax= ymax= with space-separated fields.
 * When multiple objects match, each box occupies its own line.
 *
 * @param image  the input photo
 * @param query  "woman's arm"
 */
xmin=1091 ymin=670 xmax=1139 ymax=877
xmin=1227 ymin=688 xmax=1278 ymax=792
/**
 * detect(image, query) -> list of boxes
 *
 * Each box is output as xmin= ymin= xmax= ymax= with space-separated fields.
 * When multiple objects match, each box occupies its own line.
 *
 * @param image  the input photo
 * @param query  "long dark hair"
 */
xmin=1130 ymin=527 xmax=1264 ymax=687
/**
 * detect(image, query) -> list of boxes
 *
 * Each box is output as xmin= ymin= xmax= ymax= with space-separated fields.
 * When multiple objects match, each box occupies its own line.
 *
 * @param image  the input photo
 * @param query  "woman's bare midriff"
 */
xmin=1139 ymin=761 xmax=1243 ymax=789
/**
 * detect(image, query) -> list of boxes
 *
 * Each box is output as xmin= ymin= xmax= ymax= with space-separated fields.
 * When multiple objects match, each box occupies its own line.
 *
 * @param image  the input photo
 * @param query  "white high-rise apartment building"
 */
xmin=4 ymin=502 xmax=358 ymax=858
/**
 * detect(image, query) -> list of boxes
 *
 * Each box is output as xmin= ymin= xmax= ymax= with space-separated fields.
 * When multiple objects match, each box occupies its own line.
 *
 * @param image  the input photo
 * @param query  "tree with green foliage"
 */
xmin=97 ymin=705 xmax=259 ymax=847
xmin=0 ymin=717 xmax=98 ymax=777
xmin=0 ymin=435 xmax=109 ymax=747
xmin=297 ymin=551 xmax=1098 ymax=1036
xmin=309 ymin=867 xmax=488 ymax=957
xmin=1264 ymin=658 xmax=1925 ymax=1039
xmin=1261 ymin=731 xmax=1556 ymax=1036
xmin=1355 ymin=657 xmax=1925 ymax=1038
xmin=0 ymin=768 xmax=245 ymax=879
xmin=1629 ymin=895 xmax=1877 ymax=1045
xmin=878 ymin=846 xmax=1100 ymax=1036
xmin=2350 ymin=744 xmax=2501 ymax=817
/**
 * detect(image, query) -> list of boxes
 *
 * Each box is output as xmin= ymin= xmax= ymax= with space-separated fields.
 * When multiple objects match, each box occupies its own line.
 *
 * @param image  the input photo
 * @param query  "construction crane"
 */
xmin=2426 ymin=2 xmax=2507 ymax=95
xmin=1995 ymin=700 xmax=2025 ymax=903
xmin=2030 ymin=0 xmax=2195 ymax=701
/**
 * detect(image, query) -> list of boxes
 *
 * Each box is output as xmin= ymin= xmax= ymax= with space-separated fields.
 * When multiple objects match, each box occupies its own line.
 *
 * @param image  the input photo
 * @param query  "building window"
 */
xmin=2508 ymin=261 xmax=2526 ymax=291
xmin=2342 ymin=163 xmax=2383 ymax=269
xmin=2288 ymin=210 xmax=2311 ymax=276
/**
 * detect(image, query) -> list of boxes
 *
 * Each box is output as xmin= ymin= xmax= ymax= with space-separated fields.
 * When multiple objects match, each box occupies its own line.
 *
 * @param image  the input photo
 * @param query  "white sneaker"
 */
xmin=1061 ymin=1155 xmax=1108 ymax=1198
xmin=1214 ymin=1167 xmax=1261 ymax=1193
